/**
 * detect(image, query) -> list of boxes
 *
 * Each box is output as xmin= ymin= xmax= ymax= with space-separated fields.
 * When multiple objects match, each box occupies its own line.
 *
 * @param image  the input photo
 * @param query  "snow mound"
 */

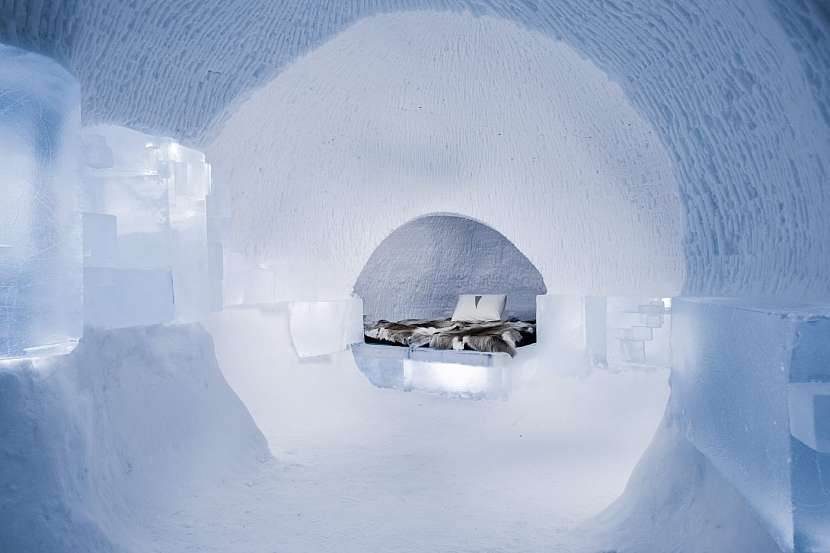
xmin=0 ymin=324 xmax=270 ymax=553
xmin=582 ymin=414 xmax=782 ymax=553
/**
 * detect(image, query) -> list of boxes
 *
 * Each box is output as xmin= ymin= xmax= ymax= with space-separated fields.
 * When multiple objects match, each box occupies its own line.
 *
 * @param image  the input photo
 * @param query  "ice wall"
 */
xmin=0 ymin=44 xmax=81 ymax=359
xmin=354 ymin=215 xmax=546 ymax=322
xmin=671 ymin=299 xmax=830 ymax=552
xmin=0 ymin=324 xmax=270 ymax=552
xmin=80 ymin=125 xmax=224 ymax=328
xmin=1 ymin=1 xmax=827 ymax=300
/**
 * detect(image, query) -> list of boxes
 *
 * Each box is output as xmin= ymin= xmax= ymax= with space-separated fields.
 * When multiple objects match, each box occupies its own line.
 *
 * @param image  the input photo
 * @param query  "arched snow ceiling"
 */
xmin=2 ymin=0 xmax=829 ymax=299
xmin=209 ymin=12 xmax=683 ymax=300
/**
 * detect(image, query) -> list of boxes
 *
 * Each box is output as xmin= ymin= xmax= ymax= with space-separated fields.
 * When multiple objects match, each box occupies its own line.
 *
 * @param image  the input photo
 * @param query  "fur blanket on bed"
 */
xmin=364 ymin=318 xmax=535 ymax=357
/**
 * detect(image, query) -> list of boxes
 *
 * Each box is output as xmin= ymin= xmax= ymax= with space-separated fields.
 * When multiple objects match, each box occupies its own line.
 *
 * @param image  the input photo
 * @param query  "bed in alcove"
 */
xmin=352 ymin=214 xmax=546 ymax=399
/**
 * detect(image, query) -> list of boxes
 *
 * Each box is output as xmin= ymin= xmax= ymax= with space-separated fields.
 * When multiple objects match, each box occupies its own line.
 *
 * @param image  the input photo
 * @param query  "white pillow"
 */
xmin=451 ymin=294 xmax=507 ymax=322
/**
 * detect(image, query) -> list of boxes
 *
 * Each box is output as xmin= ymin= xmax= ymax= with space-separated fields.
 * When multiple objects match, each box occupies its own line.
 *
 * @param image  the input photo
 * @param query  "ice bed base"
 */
xmin=351 ymin=342 xmax=512 ymax=399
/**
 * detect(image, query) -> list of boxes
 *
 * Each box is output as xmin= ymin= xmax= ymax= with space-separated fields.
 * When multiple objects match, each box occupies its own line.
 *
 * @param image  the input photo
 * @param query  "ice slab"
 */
xmin=0 ymin=44 xmax=82 ymax=359
xmin=351 ymin=342 xmax=513 ymax=399
xmin=84 ymin=267 xmax=174 ymax=329
xmin=671 ymin=298 xmax=830 ymax=552
xmin=82 ymin=213 xmax=117 ymax=267
xmin=288 ymin=298 xmax=363 ymax=358
xmin=535 ymin=295 xmax=590 ymax=375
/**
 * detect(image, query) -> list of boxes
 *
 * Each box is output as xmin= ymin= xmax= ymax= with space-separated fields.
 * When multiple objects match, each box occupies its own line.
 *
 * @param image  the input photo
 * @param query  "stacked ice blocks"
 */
xmin=672 ymin=299 xmax=830 ymax=553
xmin=0 ymin=45 xmax=82 ymax=358
xmin=80 ymin=126 xmax=226 ymax=328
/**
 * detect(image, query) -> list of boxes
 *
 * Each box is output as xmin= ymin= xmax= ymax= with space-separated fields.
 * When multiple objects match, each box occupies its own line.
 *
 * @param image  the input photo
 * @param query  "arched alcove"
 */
xmin=354 ymin=214 xmax=546 ymax=323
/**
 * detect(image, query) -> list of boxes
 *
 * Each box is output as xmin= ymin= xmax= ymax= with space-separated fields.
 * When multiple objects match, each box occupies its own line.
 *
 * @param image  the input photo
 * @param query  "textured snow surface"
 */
xmin=2 ymin=0 xmax=829 ymax=299
xmin=355 ymin=215 xmax=546 ymax=321
xmin=0 ymin=324 xmax=270 ymax=552
xmin=0 ymin=314 xmax=790 ymax=552
xmin=210 ymin=12 xmax=684 ymax=300
xmin=586 ymin=416 xmax=782 ymax=553
xmin=207 ymin=307 xmax=672 ymax=551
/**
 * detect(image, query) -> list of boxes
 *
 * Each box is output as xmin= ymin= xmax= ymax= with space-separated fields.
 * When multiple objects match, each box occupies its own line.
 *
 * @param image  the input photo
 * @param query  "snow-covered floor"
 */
xmin=3 ymin=314 xmax=781 ymax=552
xmin=188 ymin=307 xmax=670 ymax=552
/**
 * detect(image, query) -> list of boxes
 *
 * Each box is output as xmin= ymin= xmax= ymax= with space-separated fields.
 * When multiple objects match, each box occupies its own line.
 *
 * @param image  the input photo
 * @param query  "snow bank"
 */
xmin=583 ymin=416 xmax=782 ymax=553
xmin=0 ymin=324 xmax=269 ymax=552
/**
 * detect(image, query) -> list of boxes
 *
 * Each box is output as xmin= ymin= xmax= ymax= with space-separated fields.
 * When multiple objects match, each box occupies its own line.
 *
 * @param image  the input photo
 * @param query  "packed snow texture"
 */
xmin=0 ymin=324 xmax=270 ymax=553
xmin=80 ymin=125 xmax=224 ymax=328
xmin=0 ymin=44 xmax=81 ymax=359
xmin=208 ymin=12 xmax=684 ymax=301
xmin=2 ymin=1 xmax=828 ymax=300
xmin=586 ymin=415 xmax=782 ymax=553
xmin=0 ymin=308 xmax=801 ymax=553
xmin=354 ymin=215 xmax=547 ymax=322
xmin=207 ymin=306 xmax=676 ymax=551
xmin=671 ymin=299 xmax=830 ymax=552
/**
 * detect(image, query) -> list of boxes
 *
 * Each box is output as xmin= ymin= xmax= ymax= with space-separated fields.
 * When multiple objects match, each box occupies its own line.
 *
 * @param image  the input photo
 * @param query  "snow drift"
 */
xmin=0 ymin=324 xmax=270 ymax=552
xmin=582 ymin=414 xmax=782 ymax=553
xmin=0 ymin=314 xmax=799 ymax=553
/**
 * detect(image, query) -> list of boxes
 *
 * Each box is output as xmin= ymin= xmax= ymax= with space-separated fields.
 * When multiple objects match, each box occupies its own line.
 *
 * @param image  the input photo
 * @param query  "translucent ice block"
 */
xmin=0 ymin=44 xmax=82 ymax=358
xmin=288 ymin=298 xmax=363 ymax=358
xmin=351 ymin=342 xmax=512 ymax=399
xmin=81 ymin=125 xmax=218 ymax=323
xmin=672 ymin=299 xmax=830 ymax=552
xmin=83 ymin=267 xmax=174 ymax=329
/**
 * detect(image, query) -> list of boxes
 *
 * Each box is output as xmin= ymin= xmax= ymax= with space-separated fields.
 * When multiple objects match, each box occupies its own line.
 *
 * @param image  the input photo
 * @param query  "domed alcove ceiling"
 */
xmin=354 ymin=215 xmax=548 ymax=322
xmin=1 ymin=0 xmax=828 ymax=299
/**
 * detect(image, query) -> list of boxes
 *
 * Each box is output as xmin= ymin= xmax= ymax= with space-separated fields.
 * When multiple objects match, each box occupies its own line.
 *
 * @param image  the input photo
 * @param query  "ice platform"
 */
xmin=351 ymin=342 xmax=516 ymax=400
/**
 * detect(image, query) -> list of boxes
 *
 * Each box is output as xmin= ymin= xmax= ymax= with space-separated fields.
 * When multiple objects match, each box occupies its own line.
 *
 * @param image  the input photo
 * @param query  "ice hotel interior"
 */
xmin=1 ymin=1 xmax=829 ymax=552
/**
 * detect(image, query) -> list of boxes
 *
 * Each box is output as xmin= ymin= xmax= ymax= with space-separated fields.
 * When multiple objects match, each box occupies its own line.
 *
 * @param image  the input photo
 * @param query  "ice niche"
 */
xmin=0 ymin=44 xmax=82 ymax=359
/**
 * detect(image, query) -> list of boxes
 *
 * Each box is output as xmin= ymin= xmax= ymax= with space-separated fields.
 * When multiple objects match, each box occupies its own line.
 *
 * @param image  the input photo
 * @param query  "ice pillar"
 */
xmin=0 ymin=44 xmax=81 ymax=358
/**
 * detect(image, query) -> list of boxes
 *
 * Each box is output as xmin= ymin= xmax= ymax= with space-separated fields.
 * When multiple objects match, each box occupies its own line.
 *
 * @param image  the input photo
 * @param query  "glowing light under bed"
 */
xmin=402 ymin=359 xmax=509 ymax=398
